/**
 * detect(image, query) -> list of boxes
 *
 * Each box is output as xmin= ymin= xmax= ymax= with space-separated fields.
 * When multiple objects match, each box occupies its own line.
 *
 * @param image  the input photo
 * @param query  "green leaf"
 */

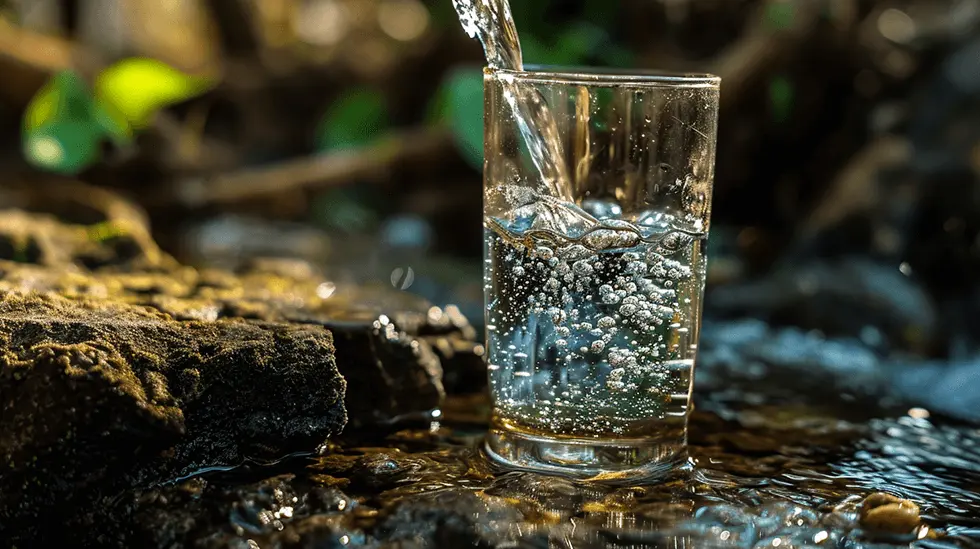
xmin=444 ymin=66 xmax=484 ymax=171
xmin=94 ymin=57 xmax=214 ymax=129
xmin=92 ymin=98 xmax=133 ymax=144
xmin=22 ymin=71 xmax=117 ymax=174
xmin=23 ymin=71 xmax=94 ymax=134
xmin=23 ymin=120 xmax=102 ymax=175
xmin=316 ymin=87 xmax=389 ymax=151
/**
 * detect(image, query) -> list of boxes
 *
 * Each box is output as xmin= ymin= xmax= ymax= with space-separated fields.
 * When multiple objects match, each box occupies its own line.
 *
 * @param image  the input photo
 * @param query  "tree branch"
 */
xmin=157 ymin=127 xmax=456 ymax=208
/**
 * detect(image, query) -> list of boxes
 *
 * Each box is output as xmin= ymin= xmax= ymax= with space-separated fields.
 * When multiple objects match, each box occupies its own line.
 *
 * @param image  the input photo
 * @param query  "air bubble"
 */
xmin=590 ymin=340 xmax=605 ymax=353
xmin=625 ymin=261 xmax=647 ymax=274
xmin=549 ymin=307 xmax=566 ymax=324
xmin=598 ymin=316 xmax=616 ymax=329
xmin=573 ymin=260 xmax=594 ymax=276
xmin=608 ymin=353 xmax=625 ymax=367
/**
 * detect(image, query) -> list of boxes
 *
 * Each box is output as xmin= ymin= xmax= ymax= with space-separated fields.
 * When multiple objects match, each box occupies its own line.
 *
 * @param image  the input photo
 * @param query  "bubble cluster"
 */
xmin=484 ymin=213 xmax=704 ymax=437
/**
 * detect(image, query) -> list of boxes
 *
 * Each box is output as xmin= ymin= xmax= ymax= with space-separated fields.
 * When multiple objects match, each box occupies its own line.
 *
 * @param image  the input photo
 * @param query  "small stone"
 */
xmin=859 ymin=493 xmax=920 ymax=533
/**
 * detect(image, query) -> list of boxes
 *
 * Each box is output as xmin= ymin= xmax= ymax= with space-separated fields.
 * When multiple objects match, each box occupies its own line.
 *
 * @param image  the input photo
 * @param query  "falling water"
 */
xmin=451 ymin=0 xmax=574 ymax=203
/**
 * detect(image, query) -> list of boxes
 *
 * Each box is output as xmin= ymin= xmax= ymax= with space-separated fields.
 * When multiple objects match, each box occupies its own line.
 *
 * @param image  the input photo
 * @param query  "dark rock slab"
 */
xmin=0 ymin=187 xmax=485 ymax=545
xmin=0 ymin=292 xmax=346 ymax=545
xmin=0 ymin=198 xmax=484 ymax=425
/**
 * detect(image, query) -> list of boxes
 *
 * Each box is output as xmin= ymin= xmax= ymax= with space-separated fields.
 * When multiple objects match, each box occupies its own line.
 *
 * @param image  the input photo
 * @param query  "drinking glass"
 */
xmin=482 ymin=67 xmax=720 ymax=480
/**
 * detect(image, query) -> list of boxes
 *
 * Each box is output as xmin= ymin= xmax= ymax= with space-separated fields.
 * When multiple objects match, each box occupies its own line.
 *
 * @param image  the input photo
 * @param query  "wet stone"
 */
xmin=0 ymin=292 xmax=346 ymax=545
xmin=0 ymin=207 xmax=485 ymax=425
xmin=0 ymin=197 xmax=483 ymax=546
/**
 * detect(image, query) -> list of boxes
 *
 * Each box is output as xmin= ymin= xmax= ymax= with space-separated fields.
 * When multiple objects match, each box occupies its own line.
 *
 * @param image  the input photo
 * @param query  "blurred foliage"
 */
xmin=22 ymin=58 xmax=212 ymax=174
xmin=95 ymin=58 xmax=214 ymax=129
xmin=14 ymin=0 xmax=641 ymax=175
xmin=316 ymin=86 xmax=389 ymax=151
xmin=441 ymin=67 xmax=483 ymax=171
xmin=23 ymin=71 xmax=129 ymax=174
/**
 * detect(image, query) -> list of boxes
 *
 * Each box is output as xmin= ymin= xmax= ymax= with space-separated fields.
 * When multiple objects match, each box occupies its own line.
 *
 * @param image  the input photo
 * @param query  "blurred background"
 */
xmin=1 ymin=0 xmax=980 ymax=382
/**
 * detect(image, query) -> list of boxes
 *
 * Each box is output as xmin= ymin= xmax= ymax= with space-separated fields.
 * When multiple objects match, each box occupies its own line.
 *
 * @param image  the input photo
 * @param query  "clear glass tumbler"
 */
xmin=482 ymin=67 xmax=720 ymax=480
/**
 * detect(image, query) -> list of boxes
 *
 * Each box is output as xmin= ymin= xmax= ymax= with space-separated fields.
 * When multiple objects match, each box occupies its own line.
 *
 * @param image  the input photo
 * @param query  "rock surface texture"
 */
xmin=0 ymin=182 xmax=483 ymax=546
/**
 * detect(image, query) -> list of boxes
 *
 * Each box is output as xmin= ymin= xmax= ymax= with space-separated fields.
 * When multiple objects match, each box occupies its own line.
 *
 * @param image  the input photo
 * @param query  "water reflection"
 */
xmin=131 ymin=389 xmax=980 ymax=548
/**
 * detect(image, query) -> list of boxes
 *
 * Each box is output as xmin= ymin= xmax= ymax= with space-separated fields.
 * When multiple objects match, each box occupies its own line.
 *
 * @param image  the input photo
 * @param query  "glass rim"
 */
xmin=486 ymin=65 xmax=720 ymax=88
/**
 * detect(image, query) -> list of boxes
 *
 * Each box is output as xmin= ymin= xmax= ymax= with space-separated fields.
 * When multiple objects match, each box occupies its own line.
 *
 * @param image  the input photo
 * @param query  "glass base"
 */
xmin=484 ymin=427 xmax=689 ymax=483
